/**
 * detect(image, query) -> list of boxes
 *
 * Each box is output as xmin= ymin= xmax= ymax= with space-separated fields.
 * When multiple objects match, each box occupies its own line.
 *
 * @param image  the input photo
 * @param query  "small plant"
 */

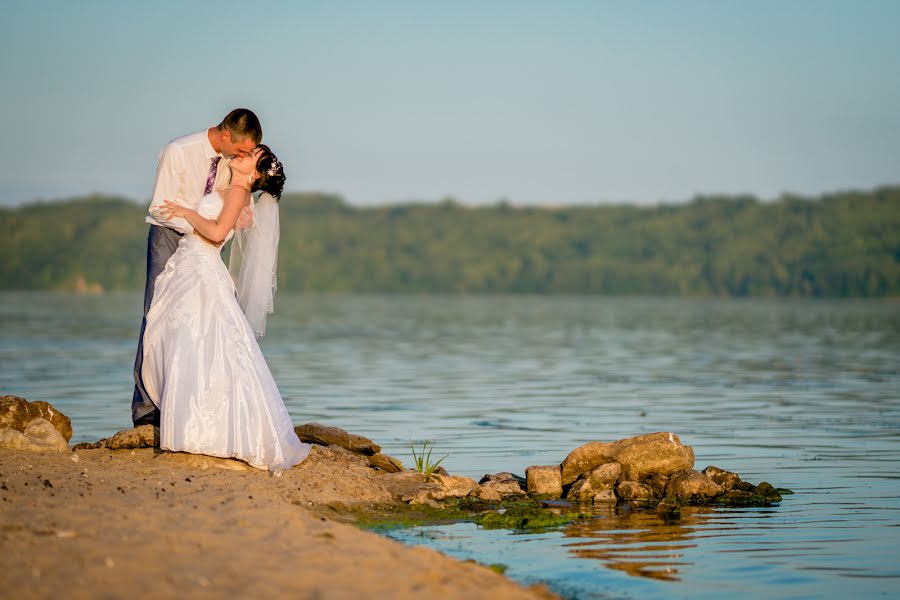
xmin=410 ymin=440 xmax=448 ymax=479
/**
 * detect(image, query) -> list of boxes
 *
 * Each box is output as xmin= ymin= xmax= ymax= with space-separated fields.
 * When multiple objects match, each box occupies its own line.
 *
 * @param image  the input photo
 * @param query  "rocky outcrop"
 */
xmin=526 ymin=434 xmax=786 ymax=510
xmin=0 ymin=418 xmax=69 ymax=452
xmin=0 ymin=395 xmax=72 ymax=441
xmin=294 ymin=423 xmax=381 ymax=455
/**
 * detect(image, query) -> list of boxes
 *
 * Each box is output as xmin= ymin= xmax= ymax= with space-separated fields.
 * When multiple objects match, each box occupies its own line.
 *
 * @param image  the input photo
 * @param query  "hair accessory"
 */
xmin=266 ymin=158 xmax=280 ymax=177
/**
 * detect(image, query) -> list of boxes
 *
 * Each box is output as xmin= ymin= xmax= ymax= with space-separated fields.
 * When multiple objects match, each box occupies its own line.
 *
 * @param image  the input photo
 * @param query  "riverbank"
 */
xmin=0 ymin=445 xmax=556 ymax=599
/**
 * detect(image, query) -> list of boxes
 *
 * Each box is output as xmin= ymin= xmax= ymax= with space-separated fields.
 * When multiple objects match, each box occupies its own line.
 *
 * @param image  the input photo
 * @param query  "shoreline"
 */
xmin=0 ymin=445 xmax=557 ymax=599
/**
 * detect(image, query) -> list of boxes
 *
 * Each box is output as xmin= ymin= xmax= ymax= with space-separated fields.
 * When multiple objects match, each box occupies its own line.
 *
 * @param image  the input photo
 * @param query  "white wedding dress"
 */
xmin=141 ymin=191 xmax=310 ymax=471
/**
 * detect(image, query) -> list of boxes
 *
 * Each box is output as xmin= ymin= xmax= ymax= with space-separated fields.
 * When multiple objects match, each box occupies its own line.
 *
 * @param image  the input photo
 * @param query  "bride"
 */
xmin=142 ymin=145 xmax=310 ymax=472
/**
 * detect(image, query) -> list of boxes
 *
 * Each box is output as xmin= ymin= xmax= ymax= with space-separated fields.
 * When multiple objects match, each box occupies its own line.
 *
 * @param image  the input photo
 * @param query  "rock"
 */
xmin=0 ymin=418 xmax=69 ymax=452
xmin=293 ymin=423 xmax=381 ymax=455
xmin=525 ymin=465 xmax=563 ymax=497
xmin=733 ymin=480 xmax=755 ymax=492
xmin=560 ymin=432 xmax=693 ymax=484
xmin=478 ymin=472 xmax=526 ymax=498
xmin=72 ymin=425 xmax=158 ymax=450
xmin=559 ymin=442 xmax=614 ymax=485
xmin=384 ymin=471 xmax=440 ymax=503
xmin=592 ymin=489 xmax=616 ymax=504
xmin=753 ymin=482 xmax=782 ymax=502
xmin=107 ymin=425 xmax=158 ymax=450
xmin=409 ymin=496 xmax=442 ymax=509
xmin=367 ymin=453 xmax=404 ymax=473
xmin=475 ymin=485 xmax=502 ymax=502
xmin=665 ymin=470 xmax=724 ymax=502
xmin=713 ymin=482 xmax=783 ymax=507
xmin=643 ymin=473 xmax=669 ymax=497
xmin=565 ymin=477 xmax=595 ymax=502
xmin=0 ymin=395 xmax=72 ymax=441
xmin=608 ymin=432 xmax=694 ymax=481
xmin=615 ymin=481 xmax=654 ymax=502
xmin=588 ymin=462 xmax=622 ymax=487
xmin=155 ymin=452 xmax=249 ymax=471
xmin=406 ymin=474 xmax=477 ymax=503
xmin=702 ymin=465 xmax=741 ymax=491
xmin=429 ymin=474 xmax=478 ymax=500
xmin=656 ymin=496 xmax=680 ymax=513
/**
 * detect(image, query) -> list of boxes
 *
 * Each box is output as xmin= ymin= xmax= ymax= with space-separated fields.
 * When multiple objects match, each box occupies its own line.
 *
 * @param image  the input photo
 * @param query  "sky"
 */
xmin=1 ymin=1 xmax=899 ymax=207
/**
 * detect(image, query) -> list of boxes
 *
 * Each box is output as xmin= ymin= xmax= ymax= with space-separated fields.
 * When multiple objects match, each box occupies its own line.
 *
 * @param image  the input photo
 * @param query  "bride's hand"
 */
xmin=160 ymin=199 xmax=187 ymax=219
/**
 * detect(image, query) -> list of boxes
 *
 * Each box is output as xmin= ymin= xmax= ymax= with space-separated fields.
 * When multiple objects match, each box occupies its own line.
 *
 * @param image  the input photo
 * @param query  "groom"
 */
xmin=131 ymin=108 xmax=263 ymax=426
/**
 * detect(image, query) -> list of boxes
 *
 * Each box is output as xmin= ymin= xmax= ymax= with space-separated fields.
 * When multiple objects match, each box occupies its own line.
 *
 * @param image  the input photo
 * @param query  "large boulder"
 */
xmin=0 ymin=395 xmax=72 ymax=441
xmin=525 ymin=465 xmax=563 ymax=497
xmin=294 ymin=423 xmax=381 ymax=455
xmin=560 ymin=432 xmax=694 ymax=484
xmin=0 ymin=418 xmax=69 ymax=452
xmin=666 ymin=470 xmax=724 ymax=502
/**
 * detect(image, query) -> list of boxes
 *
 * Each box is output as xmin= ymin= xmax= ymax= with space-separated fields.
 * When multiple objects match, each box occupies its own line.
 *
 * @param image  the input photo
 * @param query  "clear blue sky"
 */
xmin=1 ymin=1 xmax=898 ymax=206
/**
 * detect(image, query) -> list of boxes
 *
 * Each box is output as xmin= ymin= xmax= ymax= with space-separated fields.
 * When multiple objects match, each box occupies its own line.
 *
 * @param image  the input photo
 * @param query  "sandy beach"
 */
xmin=0 ymin=444 xmax=555 ymax=599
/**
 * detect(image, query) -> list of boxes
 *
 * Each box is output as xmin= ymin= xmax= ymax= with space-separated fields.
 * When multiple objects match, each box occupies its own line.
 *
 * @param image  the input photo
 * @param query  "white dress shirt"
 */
xmin=145 ymin=129 xmax=231 ymax=234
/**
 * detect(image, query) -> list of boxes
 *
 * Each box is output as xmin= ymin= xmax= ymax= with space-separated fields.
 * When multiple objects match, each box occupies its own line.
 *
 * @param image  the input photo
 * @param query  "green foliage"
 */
xmin=410 ymin=441 xmax=448 ymax=479
xmin=2 ymin=186 xmax=899 ymax=296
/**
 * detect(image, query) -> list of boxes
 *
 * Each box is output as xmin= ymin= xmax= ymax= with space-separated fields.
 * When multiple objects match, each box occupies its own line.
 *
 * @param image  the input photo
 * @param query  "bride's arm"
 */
xmin=159 ymin=187 xmax=249 ymax=244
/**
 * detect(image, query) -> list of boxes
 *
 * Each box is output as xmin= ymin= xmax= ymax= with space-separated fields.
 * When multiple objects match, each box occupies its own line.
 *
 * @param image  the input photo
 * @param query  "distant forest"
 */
xmin=2 ymin=186 xmax=898 ymax=296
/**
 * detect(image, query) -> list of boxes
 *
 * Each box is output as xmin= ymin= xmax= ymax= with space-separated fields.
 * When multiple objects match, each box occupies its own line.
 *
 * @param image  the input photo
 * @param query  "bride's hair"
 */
xmin=252 ymin=145 xmax=285 ymax=200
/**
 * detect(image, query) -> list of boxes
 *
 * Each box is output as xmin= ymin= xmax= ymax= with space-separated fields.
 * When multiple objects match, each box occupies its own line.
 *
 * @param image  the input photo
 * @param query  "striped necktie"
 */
xmin=204 ymin=156 xmax=222 ymax=195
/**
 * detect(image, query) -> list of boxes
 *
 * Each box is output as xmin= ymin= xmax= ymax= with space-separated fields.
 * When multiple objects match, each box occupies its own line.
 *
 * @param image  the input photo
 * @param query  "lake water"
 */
xmin=1 ymin=292 xmax=898 ymax=599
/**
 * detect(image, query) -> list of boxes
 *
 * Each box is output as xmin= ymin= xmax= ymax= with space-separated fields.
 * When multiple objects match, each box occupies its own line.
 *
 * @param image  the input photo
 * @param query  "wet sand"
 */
xmin=0 ymin=446 xmax=555 ymax=599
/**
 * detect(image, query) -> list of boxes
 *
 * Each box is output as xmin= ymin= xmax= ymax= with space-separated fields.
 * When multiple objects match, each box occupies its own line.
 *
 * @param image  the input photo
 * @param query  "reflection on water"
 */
xmin=1 ymin=292 xmax=899 ymax=599
xmin=562 ymin=505 xmax=716 ymax=581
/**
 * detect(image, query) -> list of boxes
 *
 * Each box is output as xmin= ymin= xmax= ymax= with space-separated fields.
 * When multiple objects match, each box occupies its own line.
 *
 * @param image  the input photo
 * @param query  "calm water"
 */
xmin=1 ymin=292 xmax=899 ymax=599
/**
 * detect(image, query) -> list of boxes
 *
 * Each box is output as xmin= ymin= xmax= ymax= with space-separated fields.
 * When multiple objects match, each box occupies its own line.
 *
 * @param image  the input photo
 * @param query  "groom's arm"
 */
xmin=147 ymin=144 xmax=194 ymax=234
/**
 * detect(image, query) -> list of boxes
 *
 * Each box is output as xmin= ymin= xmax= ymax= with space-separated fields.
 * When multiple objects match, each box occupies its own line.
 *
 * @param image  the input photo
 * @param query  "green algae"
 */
xmin=474 ymin=504 xmax=584 ymax=531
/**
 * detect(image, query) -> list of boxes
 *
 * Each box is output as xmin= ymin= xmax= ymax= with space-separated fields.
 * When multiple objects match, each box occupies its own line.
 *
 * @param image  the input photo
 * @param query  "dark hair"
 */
xmin=219 ymin=108 xmax=262 ymax=144
xmin=252 ymin=144 xmax=285 ymax=200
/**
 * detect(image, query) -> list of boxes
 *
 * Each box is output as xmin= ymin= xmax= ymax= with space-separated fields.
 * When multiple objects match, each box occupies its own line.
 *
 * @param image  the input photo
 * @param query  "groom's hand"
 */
xmin=236 ymin=205 xmax=254 ymax=230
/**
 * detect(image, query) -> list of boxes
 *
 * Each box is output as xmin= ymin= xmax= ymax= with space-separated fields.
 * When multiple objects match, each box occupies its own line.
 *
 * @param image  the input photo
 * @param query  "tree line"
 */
xmin=1 ymin=186 xmax=898 ymax=296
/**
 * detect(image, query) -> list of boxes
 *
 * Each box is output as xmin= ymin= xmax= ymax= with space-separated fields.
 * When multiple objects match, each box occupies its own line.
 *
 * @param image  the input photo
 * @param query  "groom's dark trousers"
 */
xmin=131 ymin=224 xmax=184 ymax=426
